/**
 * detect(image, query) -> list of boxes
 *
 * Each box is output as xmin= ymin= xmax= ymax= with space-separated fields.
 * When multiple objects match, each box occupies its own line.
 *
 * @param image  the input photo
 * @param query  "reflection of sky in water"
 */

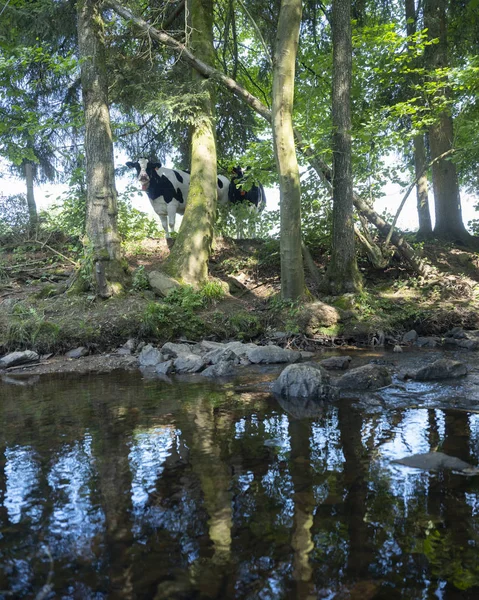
xmin=128 ymin=427 xmax=204 ymax=564
xmin=4 ymin=446 xmax=41 ymax=525
xmin=129 ymin=427 xmax=175 ymax=510
xmin=46 ymin=434 xmax=104 ymax=558
xmin=311 ymin=412 xmax=344 ymax=472
xmin=378 ymin=409 xmax=433 ymax=459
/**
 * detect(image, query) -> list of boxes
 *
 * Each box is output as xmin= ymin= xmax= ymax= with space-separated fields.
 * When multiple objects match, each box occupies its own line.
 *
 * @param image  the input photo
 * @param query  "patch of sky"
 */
xmin=4 ymin=445 xmax=41 ymax=525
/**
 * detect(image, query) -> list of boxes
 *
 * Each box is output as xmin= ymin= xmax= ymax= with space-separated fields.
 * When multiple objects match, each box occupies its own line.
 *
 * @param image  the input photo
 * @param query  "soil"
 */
xmin=2 ymin=236 xmax=479 ymax=376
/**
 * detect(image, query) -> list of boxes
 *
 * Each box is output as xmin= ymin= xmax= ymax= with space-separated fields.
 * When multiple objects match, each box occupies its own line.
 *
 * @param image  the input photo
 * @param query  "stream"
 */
xmin=2 ymin=348 xmax=479 ymax=599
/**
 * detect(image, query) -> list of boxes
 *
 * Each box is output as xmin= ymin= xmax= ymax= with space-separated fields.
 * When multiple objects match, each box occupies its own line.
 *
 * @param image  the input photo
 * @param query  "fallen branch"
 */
xmin=33 ymin=240 xmax=79 ymax=267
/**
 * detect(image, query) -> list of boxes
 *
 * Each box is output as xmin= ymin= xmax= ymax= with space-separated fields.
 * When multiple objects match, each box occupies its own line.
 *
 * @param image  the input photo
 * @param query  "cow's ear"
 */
xmin=126 ymin=162 xmax=138 ymax=169
xmin=151 ymin=162 xmax=162 ymax=168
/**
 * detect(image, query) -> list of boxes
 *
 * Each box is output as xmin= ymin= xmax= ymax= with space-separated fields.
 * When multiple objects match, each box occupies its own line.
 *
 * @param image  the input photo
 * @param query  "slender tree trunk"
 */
xmin=272 ymin=0 xmax=305 ymax=301
xmin=77 ymin=0 xmax=126 ymax=298
xmin=107 ymin=0 xmax=437 ymax=274
xmin=162 ymin=0 xmax=217 ymax=285
xmin=405 ymin=0 xmax=432 ymax=236
xmin=324 ymin=0 xmax=361 ymax=294
xmin=423 ymin=0 xmax=470 ymax=242
xmin=24 ymin=161 xmax=38 ymax=234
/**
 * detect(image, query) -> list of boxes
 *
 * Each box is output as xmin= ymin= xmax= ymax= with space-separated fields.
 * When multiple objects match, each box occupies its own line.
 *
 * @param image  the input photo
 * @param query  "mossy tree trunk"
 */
xmin=323 ymin=0 xmax=362 ymax=295
xmin=162 ymin=0 xmax=217 ymax=286
xmin=272 ymin=0 xmax=305 ymax=301
xmin=424 ymin=0 xmax=471 ymax=244
xmin=77 ymin=0 xmax=126 ymax=298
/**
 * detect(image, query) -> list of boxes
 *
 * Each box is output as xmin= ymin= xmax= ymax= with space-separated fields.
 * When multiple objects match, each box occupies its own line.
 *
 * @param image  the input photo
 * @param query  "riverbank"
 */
xmin=1 ymin=236 xmax=479 ymax=376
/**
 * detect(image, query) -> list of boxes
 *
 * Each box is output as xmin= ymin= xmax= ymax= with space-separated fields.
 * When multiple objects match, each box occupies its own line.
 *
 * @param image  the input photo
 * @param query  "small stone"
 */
xmin=65 ymin=346 xmax=89 ymax=359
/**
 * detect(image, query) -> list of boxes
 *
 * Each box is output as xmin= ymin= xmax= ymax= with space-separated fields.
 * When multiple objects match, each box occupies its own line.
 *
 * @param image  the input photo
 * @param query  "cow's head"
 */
xmin=231 ymin=166 xmax=244 ymax=181
xmin=126 ymin=158 xmax=162 ymax=191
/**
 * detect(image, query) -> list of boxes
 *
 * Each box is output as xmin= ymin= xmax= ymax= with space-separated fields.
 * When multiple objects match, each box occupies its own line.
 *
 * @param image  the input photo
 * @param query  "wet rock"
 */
xmin=393 ymin=451 xmax=479 ymax=474
xmin=319 ymin=356 xmax=352 ymax=370
xmin=148 ymin=270 xmax=181 ymax=297
xmin=337 ymin=364 xmax=392 ymax=391
xmin=272 ymin=363 xmax=339 ymax=401
xmin=406 ymin=358 xmax=467 ymax=381
xmin=155 ymin=360 xmax=174 ymax=375
xmin=161 ymin=342 xmax=198 ymax=359
xmin=138 ymin=344 xmax=164 ymax=367
xmin=203 ymin=347 xmax=239 ymax=365
xmin=65 ymin=346 xmax=89 ymax=359
xmin=246 ymin=345 xmax=301 ymax=364
xmin=403 ymin=330 xmax=418 ymax=344
xmin=174 ymin=355 xmax=206 ymax=374
xmin=0 ymin=350 xmax=40 ymax=369
xmin=455 ymin=339 xmax=479 ymax=350
xmin=275 ymin=395 xmax=328 ymax=418
xmin=201 ymin=361 xmax=235 ymax=378
xmin=416 ymin=337 xmax=438 ymax=348
xmin=445 ymin=327 xmax=468 ymax=339
xmin=300 ymin=351 xmax=315 ymax=359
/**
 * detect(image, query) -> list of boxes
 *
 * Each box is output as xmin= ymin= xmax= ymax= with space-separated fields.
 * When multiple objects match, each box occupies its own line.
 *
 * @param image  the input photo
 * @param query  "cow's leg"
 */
xmin=167 ymin=202 xmax=178 ymax=235
xmin=159 ymin=215 xmax=170 ymax=238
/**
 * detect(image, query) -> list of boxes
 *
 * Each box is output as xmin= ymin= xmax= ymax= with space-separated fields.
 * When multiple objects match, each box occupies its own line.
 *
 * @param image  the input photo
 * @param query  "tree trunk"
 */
xmin=405 ymin=0 xmax=433 ymax=236
xmin=162 ymin=0 xmax=218 ymax=286
xmin=324 ymin=0 xmax=361 ymax=294
xmin=107 ymin=0 xmax=436 ymax=275
xmin=423 ymin=0 xmax=470 ymax=243
xmin=77 ymin=0 xmax=126 ymax=298
xmin=24 ymin=161 xmax=38 ymax=234
xmin=272 ymin=0 xmax=305 ymax=301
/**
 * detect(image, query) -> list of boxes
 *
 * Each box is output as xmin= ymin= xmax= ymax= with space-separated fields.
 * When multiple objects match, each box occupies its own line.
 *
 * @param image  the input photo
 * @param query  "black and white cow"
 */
xmin=127 ymin=158 xmax=230 ymax=239
xmin=228 ymin=166 xmax=267 ymax=212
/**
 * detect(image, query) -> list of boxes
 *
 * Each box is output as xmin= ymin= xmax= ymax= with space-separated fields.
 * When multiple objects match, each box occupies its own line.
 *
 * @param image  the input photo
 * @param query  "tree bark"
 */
xmin=77 ymin=0 xmax=126 ymax=297
xmin=272 ymin=0 xmax=305 ymax=301
xmin=423 ymin=0 xmax=471 ymax=243
xmin=24 ymin=161 xmax=38 ymax=234
xmin=324 ymin=0 xmax=361 ymax=294
xmin=162 ymin=0 xmax=218 ymax=286
xmin=405 ymin=0 xmax=432 ymax=236
xmin=106 ymin=0 xmax=436 ymax=275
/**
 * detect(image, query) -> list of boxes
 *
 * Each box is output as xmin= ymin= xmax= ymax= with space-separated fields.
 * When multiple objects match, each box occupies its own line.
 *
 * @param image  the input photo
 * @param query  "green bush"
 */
xmin=139 ymin=300 xmax=205 ymax=341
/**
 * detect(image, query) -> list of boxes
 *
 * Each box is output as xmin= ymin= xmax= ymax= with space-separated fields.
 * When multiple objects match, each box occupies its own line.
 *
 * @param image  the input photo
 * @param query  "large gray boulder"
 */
xmin=203 ymin=347 xmax=239 ymax=365
xmin=0 ymin=350 xmax=39 ymax=369
xmin=246 ymin=345 xmax=301 ymax=364
xmin=272 ymin=363 xmax=338 ymax=401
xmin=148 ymin=271 xmax=181 ymax=297
xmin=174 ymin=355 xmax=206 ymax=374
xmin=161 ymin=342 xmax=198 ymax=359
xmin=201 ymin=361 xmax=235 ymax=378
xmin=138 ymin=344 xmax=164 ymax=367
xmin=406 ymin=358 xmax=467 ymax=381
xmin=337 ymin=364 xmax=392 ymax=391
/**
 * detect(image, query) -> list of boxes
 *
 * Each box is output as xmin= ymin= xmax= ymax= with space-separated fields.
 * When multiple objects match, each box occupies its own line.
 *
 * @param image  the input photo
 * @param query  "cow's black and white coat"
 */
xmin=127 ymin=158 xmax=230 ymax=238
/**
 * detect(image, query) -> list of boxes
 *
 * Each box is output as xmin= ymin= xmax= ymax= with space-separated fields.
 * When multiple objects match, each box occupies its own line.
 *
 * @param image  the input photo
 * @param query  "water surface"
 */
xmin=1 ymin=366 xmax=479 ymax=599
